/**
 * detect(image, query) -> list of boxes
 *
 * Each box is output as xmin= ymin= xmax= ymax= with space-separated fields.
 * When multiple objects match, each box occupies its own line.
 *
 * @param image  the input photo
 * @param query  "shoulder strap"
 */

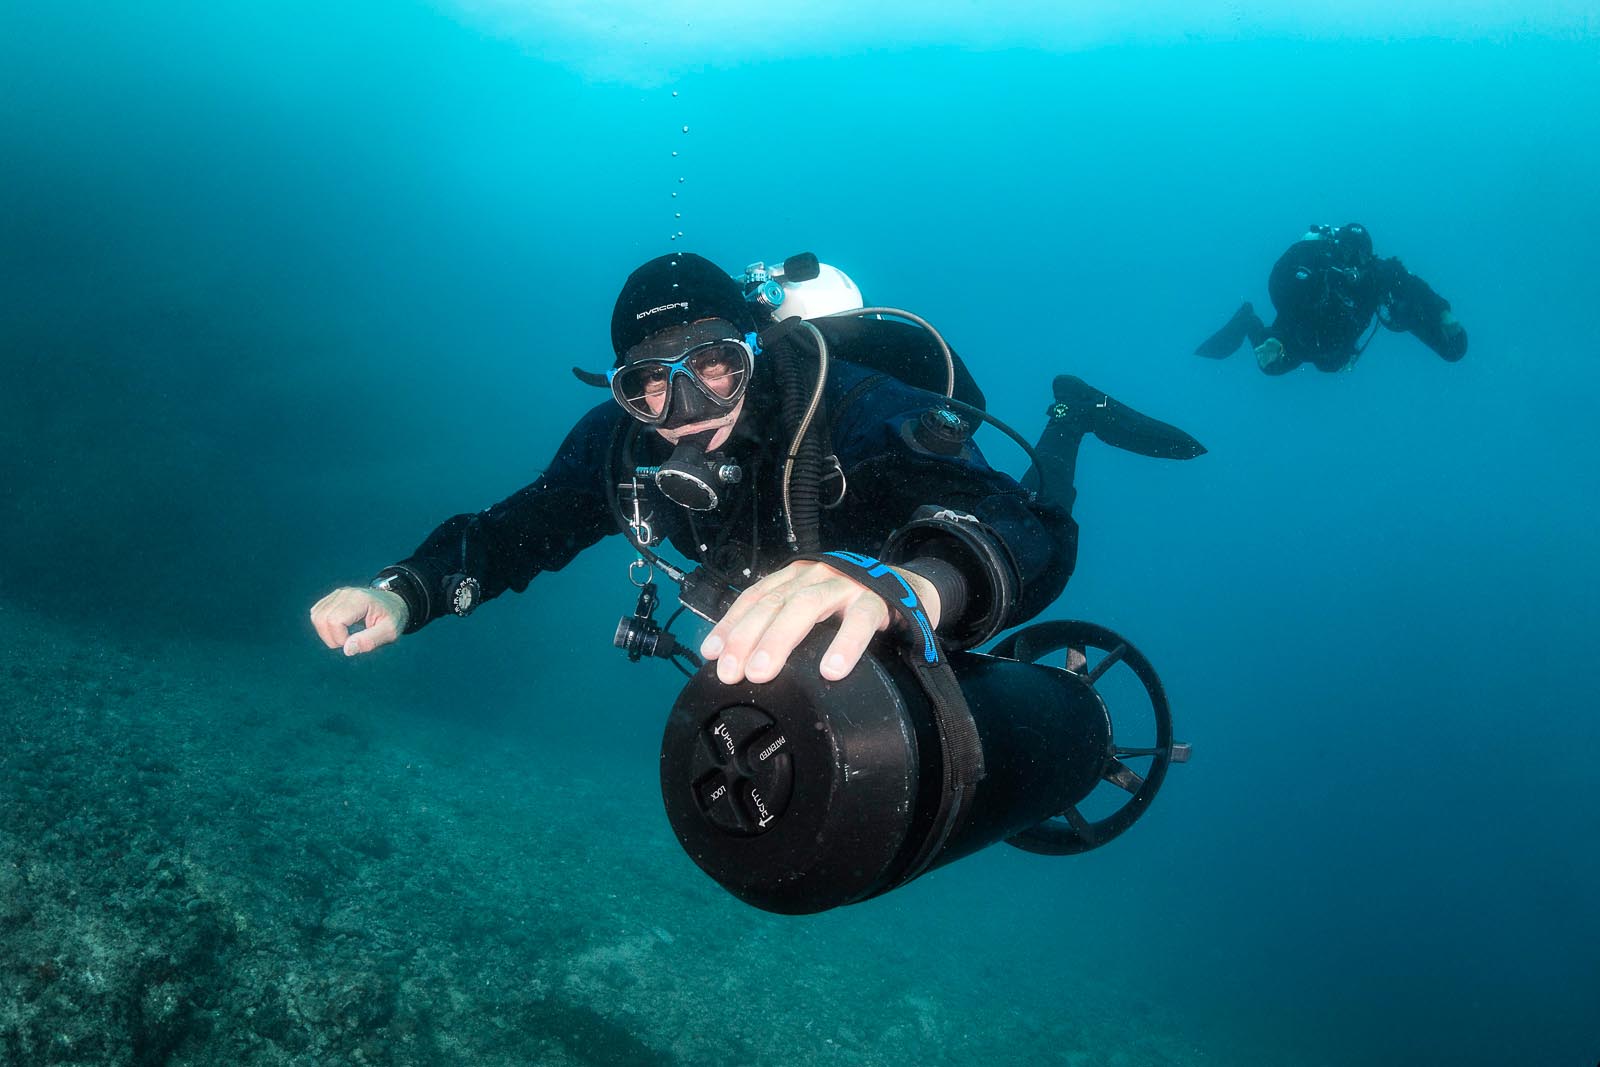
xmin=827 ymin=372 xmax=889 ymax=440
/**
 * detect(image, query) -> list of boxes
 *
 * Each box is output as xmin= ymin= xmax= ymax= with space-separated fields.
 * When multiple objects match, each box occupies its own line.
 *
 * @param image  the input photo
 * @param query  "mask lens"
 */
xmin=615 ymin=363 xmax=672 ymax=419
xmin=688 ymin=342 xmax=748 ymax=400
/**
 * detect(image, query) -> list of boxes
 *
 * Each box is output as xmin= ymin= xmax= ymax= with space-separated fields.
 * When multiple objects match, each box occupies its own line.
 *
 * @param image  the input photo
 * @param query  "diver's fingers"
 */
xmin=700 ymin=565 xmax=808 ymax=663
xmin=711 ymin=580 xmax=815 ymax=684
xmin=817 ymin=593 xmax=890 ymax=682
xmin=743 ymin=577 xmax=879 ymax=684
xmin=310 ymin=588 xmax=367 ymax=649
xmin=311 ymin=587 xmax=407 ymax=656
xmin=344 ymin=610 xmax=399 ymax=657
xmin=704 ymin=561 xmax=854 ymax=683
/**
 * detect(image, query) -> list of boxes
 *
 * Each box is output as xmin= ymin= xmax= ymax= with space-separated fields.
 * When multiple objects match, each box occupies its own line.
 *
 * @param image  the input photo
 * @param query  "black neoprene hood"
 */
xmin=610 ymin=253 xmax=756 ymax=364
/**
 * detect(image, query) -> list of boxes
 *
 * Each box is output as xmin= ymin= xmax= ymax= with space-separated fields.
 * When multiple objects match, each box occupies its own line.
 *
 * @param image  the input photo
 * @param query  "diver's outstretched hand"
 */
xmin=310 ymin=586 xmax=409 ymax=657
xmin=699 ymin=559 xmax=941 ymax=684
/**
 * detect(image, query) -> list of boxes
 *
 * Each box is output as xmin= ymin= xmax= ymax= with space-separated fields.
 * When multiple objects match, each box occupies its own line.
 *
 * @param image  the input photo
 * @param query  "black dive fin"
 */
xmin=1051 ymin=375 xmax=1207 ymax=460
xmin=1195 ymin=302 xmax=1261 ymax=359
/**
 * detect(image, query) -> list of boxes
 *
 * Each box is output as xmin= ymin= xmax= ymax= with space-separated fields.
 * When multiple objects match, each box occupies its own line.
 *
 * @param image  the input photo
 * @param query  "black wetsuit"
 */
xmin=1198 ymin=230 xmax=1468 ymax=374
xmin=384 ymin=333 xmax=1078 ymax=642
xmin=1266 ymin=241 xmax=1464 ymax=372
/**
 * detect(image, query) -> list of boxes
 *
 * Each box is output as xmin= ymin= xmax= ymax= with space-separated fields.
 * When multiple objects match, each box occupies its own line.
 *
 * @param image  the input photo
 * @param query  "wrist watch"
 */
xmin=371 ymin=565 xmax=430 ymax=633
xmin=371 ymin=572 xmax=406 ymax=598
xmin=371 ymin=568 xmax=421 ymax=608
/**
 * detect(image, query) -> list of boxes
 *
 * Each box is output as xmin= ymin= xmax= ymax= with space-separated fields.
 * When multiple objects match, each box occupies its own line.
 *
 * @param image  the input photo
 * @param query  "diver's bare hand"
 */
xmin=699 ymin=560 xmax=940 ymax=684
xmin=310 ymin=586 xmax=409 ymax=657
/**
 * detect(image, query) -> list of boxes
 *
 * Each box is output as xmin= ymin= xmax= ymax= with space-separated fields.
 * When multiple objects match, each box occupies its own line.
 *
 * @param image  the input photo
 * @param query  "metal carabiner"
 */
xmin=620 ymin=476 xmax=657 ymax=547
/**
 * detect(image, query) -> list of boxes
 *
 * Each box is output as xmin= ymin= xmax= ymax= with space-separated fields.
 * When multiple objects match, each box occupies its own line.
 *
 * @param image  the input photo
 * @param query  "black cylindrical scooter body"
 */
xmin=659 ymin=640 xmax=1112 ymax=914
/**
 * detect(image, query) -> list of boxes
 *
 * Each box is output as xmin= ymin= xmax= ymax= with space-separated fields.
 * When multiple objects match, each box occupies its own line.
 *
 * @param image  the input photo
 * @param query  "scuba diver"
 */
xmin=1195 ymin=222 xmax=1469 ymax=375
xmin=310 ymin=251 xmax=1206 ymax=686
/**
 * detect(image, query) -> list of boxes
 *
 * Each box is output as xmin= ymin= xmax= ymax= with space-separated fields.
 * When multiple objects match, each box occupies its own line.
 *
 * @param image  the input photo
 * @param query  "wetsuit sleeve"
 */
xmin=383 ymin=402 xmax=624 ymax=631
xmin=826 ymin=376 xmax=1078 ymax=639
xmin=1376 ymin=257 xmax=1467 ymax=361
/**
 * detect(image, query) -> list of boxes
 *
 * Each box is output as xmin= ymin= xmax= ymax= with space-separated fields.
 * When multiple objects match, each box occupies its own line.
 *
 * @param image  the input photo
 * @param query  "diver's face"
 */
xmin=612 ymin=318 xmax=753 ymax=447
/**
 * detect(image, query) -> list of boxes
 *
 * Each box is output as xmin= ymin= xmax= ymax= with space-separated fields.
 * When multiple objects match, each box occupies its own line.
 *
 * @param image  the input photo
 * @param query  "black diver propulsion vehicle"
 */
xmin=657 ymin=616 xmax=1188 ymax=914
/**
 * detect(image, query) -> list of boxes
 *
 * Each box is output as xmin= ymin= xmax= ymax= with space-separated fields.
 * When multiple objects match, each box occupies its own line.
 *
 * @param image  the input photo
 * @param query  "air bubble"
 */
xmin=678 ymin=177 xmax=685 ymax=183
xmin=682 ymin=126 xmax=689 ymax=133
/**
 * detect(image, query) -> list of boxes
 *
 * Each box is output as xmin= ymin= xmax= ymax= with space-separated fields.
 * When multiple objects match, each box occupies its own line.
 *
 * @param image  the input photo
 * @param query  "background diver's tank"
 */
xmin=659 ymin=621 xmax=1190 ymax=915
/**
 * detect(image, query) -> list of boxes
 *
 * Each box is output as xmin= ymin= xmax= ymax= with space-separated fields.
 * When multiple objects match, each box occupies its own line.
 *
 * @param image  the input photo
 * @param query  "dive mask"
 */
xmin=609 ymin=319 xmax=757 ymax=428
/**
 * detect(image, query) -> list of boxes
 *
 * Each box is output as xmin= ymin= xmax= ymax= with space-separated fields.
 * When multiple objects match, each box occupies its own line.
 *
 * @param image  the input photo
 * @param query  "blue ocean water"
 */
xmin=3 ymin=3 xmax=1597 ymax=1064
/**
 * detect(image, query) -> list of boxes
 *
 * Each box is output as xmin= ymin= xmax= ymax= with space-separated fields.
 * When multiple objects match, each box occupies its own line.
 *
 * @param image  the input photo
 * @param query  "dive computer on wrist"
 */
xmin=442 ymin=573 xmax=481 ymax=617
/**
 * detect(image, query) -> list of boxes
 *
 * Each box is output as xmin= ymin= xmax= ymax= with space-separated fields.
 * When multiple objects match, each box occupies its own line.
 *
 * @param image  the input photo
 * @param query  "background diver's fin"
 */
xmin=1052 ymin=375 xmax=1207 ymax=460
xmin=1195 ymin=301 xmax=1261 ymax=359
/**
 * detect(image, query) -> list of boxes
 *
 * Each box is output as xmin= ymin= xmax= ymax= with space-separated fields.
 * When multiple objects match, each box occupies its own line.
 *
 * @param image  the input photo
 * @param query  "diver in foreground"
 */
xmin=310 ymin=251 xmax=1204 ymax=683
xmin=310 ymin=251 xmax=1204 ymax=913
xmin=1195 ymin=222 xmax=1468 ymax=374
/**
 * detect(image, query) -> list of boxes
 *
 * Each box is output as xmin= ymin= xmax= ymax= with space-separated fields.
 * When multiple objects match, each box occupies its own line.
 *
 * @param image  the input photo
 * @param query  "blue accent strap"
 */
xmin=813 ymin=550 xmax=939 ymax=665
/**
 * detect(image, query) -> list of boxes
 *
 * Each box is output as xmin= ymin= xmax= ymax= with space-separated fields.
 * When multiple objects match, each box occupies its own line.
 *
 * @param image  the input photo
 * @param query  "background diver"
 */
xmin=1195 ymin=222 xmax=1468 ymax=375
xmin=310 ymin=251 xmax=1206 ymax=686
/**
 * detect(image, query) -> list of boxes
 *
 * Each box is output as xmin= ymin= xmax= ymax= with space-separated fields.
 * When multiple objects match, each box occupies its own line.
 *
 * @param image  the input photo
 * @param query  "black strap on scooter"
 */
xmin=796 ymin=550 xmax=986 ymax=887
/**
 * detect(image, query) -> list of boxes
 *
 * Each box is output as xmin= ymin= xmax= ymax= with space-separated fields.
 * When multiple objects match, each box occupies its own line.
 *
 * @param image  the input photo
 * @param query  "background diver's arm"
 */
xmin=1375 ymin=257 xmax=1468 ymax=361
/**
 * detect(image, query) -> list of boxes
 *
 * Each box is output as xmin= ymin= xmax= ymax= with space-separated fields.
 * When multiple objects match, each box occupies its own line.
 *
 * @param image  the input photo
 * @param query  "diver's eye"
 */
xmin=618 ymin=365 xmax=673 ymax=415
xmin=689 ymin=344 xmax=746 ymax=399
